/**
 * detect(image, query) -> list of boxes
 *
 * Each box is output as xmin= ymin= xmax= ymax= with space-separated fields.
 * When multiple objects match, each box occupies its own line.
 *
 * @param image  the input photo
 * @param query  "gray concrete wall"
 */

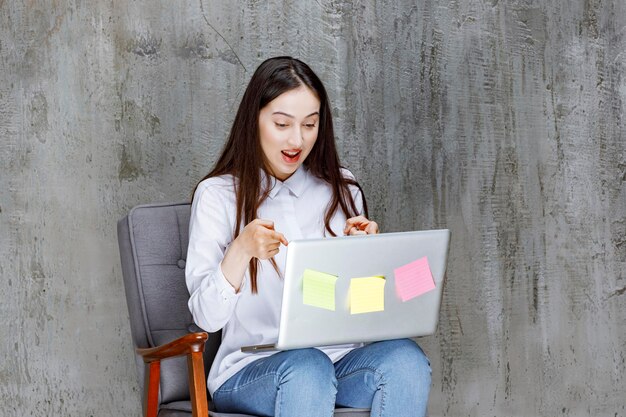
xmin=1 ymin=0 xmax=624 ymax=416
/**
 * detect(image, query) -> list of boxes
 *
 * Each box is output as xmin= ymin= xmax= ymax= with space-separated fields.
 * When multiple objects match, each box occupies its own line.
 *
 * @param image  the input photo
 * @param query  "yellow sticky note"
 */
xmin=350 ymin=276 xmax=385 ymax=314
xmin=302 ymin=269 xmax=338 ymax=311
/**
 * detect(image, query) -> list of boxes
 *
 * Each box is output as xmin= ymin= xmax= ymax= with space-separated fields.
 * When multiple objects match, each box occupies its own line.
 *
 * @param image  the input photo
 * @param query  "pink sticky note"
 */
xmin=394 ymin=257 xmax=436 ymax=302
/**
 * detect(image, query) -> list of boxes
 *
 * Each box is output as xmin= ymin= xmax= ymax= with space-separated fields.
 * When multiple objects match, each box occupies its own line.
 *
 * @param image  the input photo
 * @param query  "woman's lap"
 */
xmin=212 ymin=348 xmax=337 ymax=417
xmin=212 ymin=339 xmax=431 ymax=417
xmin=334 ymin=339 xmax=431 ymax=416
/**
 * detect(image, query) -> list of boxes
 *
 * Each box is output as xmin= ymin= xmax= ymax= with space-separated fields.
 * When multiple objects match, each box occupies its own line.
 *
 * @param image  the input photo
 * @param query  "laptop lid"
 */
xmin=275 ymin=229 xmax=450 ymax=350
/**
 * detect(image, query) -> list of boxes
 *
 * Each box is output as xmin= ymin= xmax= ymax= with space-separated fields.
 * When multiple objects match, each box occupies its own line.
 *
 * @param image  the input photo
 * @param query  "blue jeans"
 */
xmin=212 ymin=339 xmax=431 ymax=417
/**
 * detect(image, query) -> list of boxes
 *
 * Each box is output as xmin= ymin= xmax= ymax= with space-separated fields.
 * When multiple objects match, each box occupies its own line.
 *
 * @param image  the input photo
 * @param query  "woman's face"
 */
xmin=258 ymin=86 xmax=321 ymax=181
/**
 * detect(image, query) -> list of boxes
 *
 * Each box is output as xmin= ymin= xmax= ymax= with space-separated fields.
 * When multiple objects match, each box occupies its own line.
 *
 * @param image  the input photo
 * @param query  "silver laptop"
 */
xmin=241 ymin=229 xmax=450 ymax=352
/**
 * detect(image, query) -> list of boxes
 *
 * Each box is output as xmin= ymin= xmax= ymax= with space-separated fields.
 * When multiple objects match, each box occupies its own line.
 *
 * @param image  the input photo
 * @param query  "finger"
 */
xmin=345 ymin=225 xmax=360 ymax=236
xmin=270 ymin=231 xmax=289 ymax=246
xmin=344 ymin=216 xmax=368 ymax=233
xmin=344 ymin=217 xmax=355 ymax=231
xmin=365 ymin=221 xmax=379 ymax=234
xmin=268 ymin=246 xmax=280 ymax=253
xmin=257 ymin=243 xmax=280 ymax=259
xmin=267 ymin=242 xmax=281 ymax=251
xmin=268 ymin=247 xmax=280 ymax=256
xmin=348 ymin=226 xmax=362 ymax=236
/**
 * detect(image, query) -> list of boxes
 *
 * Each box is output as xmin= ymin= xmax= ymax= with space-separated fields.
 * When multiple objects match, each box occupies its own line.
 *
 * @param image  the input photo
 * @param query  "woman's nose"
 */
xmin=287 ymin=126 xmax=304 ymax=147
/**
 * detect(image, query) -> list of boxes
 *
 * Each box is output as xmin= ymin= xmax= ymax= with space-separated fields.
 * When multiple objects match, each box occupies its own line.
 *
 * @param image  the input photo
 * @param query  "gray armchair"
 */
xmin=117 ymin=202 xmax=370 ymax=417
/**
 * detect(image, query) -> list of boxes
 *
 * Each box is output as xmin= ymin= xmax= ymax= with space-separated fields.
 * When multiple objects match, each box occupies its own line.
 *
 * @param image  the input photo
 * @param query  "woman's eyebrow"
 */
xmin=272 ymin=111 xmax=320 ymax=118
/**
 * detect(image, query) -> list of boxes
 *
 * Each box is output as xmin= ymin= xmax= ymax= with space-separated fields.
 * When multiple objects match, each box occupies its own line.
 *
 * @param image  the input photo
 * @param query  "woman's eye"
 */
xmin=275 ymin=122 xmax=288 ymax=128
xmin=304 ymin=123 xmax=316 ymax=128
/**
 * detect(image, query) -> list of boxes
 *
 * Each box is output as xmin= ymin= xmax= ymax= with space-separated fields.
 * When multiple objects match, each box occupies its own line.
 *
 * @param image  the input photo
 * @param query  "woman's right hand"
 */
xmin=221 ymin=219 xmax=288 ymax=292
xmin=237 ymin=219 xmax=289 ymax=260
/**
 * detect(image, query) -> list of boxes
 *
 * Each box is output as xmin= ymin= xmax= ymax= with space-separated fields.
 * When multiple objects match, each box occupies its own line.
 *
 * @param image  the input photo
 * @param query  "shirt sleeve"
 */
xmin=185 ymin=181 xmax=242 ymax=332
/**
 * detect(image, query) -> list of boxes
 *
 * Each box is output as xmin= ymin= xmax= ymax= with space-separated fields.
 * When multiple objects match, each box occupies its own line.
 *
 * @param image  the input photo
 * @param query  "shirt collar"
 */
xmin=264 ymin=166 xmax=308 ymax=199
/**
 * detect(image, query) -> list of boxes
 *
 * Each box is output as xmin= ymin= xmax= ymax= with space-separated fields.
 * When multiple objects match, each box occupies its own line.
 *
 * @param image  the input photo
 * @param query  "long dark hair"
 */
xmin=193 ymin=56 xmax=368 ymax=293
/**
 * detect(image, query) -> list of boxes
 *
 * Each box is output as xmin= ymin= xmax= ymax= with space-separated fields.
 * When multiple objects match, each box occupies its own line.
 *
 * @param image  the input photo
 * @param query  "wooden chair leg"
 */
xmin=187 ymin=351 xmax=209 ymax=417
xmin=144 ymin=361 xmax=161 ymax=417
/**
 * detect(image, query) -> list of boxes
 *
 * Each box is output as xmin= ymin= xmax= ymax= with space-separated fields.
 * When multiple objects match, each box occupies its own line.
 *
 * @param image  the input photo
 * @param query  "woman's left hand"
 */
xmin=344 ymin=215 xmax=379 ymax=235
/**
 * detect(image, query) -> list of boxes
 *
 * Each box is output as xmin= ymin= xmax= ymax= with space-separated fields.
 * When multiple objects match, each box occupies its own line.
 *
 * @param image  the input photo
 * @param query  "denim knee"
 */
xmin=375 ymin=339 xmax=431 ymax=387
xmin=276 ymin=348 xmax=338 ymax=389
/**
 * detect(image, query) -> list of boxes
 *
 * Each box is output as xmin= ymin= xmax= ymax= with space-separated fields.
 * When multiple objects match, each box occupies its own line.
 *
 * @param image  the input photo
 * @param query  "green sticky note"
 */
xmin=350 ymin=276 xmax=385 ymax=314
xmin=302 ymin=269 xmax=338 ymax=311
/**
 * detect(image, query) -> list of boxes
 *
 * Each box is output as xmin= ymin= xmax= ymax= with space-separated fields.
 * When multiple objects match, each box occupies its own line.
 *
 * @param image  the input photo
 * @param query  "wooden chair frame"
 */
xmin=137 ymin=332 xmax=209 ymax=417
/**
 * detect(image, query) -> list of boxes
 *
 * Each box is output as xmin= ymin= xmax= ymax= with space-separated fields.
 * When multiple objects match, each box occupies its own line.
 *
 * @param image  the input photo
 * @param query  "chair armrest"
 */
xmin=137 ymin=332 xmax=209 ymax=417
xmin=137 ymin=332 xmax=208 ymax=363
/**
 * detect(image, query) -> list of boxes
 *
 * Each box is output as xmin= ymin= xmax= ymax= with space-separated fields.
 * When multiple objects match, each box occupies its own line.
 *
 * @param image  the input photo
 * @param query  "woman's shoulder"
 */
xmin=339 ymin=167 xmax=357 ymax=181
xmin=308 ymin=167 xmax=359 ymax=188
xmin=194 ymin=174 xmax=238 ymax=200
xmin=338 ymin=167 xmax=363 ymax=199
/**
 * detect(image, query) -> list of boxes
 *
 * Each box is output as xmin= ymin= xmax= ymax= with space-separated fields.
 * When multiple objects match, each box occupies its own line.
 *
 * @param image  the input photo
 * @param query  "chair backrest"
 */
xmin=117 ymin=202 xmax=221 ymax=406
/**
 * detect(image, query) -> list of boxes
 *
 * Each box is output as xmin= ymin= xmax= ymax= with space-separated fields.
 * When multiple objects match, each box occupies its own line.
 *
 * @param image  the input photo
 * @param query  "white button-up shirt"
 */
xmin=186 ymin=166 xmax=364 ymax=394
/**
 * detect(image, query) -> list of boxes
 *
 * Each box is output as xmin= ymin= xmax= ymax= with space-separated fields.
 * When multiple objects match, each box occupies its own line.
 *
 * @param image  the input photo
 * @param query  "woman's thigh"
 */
xmin=334 ymin=339 xmax=431 ymax=416
xmin=212 ymin=348 xmax=337 ymax=417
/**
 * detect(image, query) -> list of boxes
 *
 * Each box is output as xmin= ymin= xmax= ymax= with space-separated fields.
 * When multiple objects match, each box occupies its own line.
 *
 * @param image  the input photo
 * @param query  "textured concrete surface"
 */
xmin=1 ymin=1 xmax=625 ymax=416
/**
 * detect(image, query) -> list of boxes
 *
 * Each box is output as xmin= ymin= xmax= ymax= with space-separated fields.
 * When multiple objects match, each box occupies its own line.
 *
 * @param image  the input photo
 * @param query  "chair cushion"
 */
xmin=333 ymin=409 xmax=370 ymax=416
xmin=160 ymin=400 xmax=253 ymax=417
xmin=158 ymin=401 xmax=191 ymax=417
xmin=159 ymin=401 xmax=370 ymax=417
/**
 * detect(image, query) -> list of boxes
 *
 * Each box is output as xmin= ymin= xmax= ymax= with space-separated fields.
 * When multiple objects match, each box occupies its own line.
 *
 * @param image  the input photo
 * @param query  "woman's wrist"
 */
xmin=229 ymin=235 xmax=253 ymax=264
xmin=222 ymin=237 xmax=253 ymax=291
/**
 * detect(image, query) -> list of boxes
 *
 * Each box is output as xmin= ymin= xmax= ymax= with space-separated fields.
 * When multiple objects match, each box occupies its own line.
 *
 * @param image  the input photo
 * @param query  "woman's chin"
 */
xmin=273 ymin=166 xmax=298 ymax=181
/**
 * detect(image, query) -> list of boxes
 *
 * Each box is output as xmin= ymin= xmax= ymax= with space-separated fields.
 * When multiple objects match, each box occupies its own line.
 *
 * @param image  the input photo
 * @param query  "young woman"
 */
xmin=186 ymin=56 xmax=431 ymax=417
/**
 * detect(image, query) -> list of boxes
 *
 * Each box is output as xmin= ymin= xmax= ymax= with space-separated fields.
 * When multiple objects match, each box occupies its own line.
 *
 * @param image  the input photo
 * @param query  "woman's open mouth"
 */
xmin=281 ymin=149 xmax=302 ymax=164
